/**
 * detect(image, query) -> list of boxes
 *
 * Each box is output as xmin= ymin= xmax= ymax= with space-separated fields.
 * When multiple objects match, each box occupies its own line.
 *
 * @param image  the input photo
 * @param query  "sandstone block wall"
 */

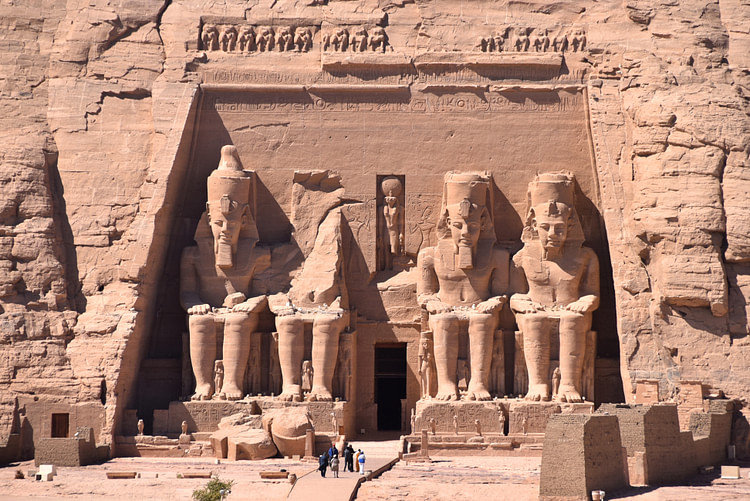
xmin=1 ymin=0 xmax=749 ymax=461
xmin=539 ymin=414 xmax=627 ymax=500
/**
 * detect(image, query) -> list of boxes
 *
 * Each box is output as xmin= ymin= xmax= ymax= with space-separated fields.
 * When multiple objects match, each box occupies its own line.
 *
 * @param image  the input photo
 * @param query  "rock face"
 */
xmin=1 ymin=0 xmax=750 ymax=462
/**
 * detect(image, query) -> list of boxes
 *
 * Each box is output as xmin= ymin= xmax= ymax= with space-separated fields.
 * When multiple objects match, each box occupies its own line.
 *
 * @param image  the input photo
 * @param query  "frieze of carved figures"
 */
xmin=322 ymin=26 xmax=389 ymax=53
xmin=201 ymin=24 xmax=316 ymax=53
xmin=478 ymin=27 xmax=586 ymax=53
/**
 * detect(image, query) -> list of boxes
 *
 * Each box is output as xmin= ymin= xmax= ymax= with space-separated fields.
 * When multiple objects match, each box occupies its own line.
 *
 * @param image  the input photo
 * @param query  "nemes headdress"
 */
xmin=436 ymin=171 xmax=497 ymax=243
xmin=522 ymin=171 xmax=584 ymax=244
xmin=198 ymin=145 xmax=259 ymax=241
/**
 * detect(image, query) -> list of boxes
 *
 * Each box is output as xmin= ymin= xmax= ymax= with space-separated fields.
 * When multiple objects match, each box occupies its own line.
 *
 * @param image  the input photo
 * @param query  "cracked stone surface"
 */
xmin=1 ymin=0 xmax=750 ymax=461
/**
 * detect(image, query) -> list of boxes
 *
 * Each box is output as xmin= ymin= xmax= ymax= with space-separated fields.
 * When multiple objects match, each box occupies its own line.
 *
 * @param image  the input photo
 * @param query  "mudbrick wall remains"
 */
xmin=1 ymin=0 xmax=749 ymax=456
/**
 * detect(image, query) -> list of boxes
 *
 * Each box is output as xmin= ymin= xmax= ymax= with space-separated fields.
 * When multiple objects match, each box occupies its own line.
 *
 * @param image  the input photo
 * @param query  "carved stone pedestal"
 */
xmin=159 ymin=397 xmax=352 ymax=437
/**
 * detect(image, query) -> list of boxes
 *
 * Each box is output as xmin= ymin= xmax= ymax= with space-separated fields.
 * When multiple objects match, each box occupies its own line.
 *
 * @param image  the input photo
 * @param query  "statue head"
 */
xmin=204 ymin=145 xmax=258 ymax=268
xmin=534 ymin=200 xmax=572 ymax=250
xmin=522 ymin=171 xmax=584 ymax=247
xmin=381 ymin=176 xmax=402 ymax=208
xmin=437 ymin=172 xmax=495 ymax=268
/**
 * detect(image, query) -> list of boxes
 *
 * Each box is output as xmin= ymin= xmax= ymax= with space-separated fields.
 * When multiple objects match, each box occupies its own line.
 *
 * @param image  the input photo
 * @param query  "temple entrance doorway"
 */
xmin=374 ymin=344 xmax=407 ymax=431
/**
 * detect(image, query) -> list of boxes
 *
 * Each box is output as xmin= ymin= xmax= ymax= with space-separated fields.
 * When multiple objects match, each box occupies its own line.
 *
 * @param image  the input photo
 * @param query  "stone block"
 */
xmin=539 ymin=414 xmax=627 ymax=500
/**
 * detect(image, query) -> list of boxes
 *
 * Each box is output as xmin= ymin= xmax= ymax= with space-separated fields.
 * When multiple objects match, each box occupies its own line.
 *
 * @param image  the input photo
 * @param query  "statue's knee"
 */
xmin=312 ymin=314 xmax=346 ymax=334
xmin=429 ymin=313 xmax=459 ymax=333
xmin=189 ymin=314 xmax=214 ymax=331
xmin=276 ymin=315 xmax=303 ymax=333
xmin=469 ymin=312 xmax=496 ymax=330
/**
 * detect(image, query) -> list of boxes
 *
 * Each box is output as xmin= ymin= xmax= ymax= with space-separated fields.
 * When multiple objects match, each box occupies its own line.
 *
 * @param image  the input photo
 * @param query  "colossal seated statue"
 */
xmin=268 ymin=206 xmax=349 ymax=402
xmin=180 ymin=145 xmax=270 ymax=401
xmin=417 ymin=172 xmax=509 ymax=401
xmin=510 ymin=172 xmax=600 ymax=403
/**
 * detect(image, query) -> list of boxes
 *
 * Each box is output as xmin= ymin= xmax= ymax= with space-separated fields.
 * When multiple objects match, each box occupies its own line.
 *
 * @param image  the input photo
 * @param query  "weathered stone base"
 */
xmin=413 ymin=398 xmax=594 ymax=435
xmin=539 ymin=414 xmax=628 ymax=500
xmin=156 ymin=398 xmax=351 ymax=437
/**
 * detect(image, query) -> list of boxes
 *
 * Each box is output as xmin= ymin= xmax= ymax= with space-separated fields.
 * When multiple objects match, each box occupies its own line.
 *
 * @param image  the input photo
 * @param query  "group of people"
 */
xmin=318 ymin=443 xmax=366 ymax=478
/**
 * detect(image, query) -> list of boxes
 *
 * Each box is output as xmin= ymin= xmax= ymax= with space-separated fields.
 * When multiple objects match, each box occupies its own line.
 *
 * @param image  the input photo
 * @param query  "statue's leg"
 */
xmin=429 ymin=313 xmax=460 ymax=401
xmin=222 ymin=312 xmax=256 ymax=400
xmin=557 ymin=311 xmax=591 ymax=403
xmin=310 ymin=314 xmax=346 ymax=401
xmin=276 ymin=315 xmax=305 ymax=401
xmin=189 ymin=314 xmax=217 ymax=400
xmin=467 ymin=312 xmax=498 ymax=401
xmin=518 ymin=312 xmax=551 ymax=401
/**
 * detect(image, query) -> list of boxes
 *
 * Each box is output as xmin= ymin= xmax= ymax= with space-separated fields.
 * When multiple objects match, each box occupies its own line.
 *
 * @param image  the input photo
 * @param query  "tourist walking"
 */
xmin=358 ymin=449 xmax=366 ymax=475
xmin=344 ymin=444 xmax=354 ymax=472
xmin=328 ymin=444 xmax=338 ymax=459
xmin=354 ymin=449 xmax=361 ymax=472
xmin=330 ymin=454 xmax=340 ymax=478
xmin=318 ymin=453 xmax=328 ymax=477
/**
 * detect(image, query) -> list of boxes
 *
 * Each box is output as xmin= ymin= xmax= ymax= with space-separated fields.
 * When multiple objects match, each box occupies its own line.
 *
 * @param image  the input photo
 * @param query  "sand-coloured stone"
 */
xmin=2 ymin=0 xmax=750 ymax=468
xmin=510 ymin=172 xmax=600 ymax=403
xmin=539 ymin=414 xmax=627 ymax=500
xmin=180 ymin=145 xmax=270 ymax=401
xmin=417 ymin=172 xmax=509 ymax=401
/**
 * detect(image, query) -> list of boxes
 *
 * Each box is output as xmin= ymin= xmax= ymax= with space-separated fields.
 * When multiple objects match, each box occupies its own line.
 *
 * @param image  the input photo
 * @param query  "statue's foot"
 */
xmin=466 ymin=384 xmax=492 ymax=401
xmin=557 ymin=385 xmax=583 ymax=403
xmin=308 ymin=388 xmax=333 ymax=402
xmin=279 ymin=385 xmax=301 ymax=402
xmin=525 ymin=384 xmax=550 ymax=402
xmin=191 ymin=384 xmax=213 ymax=401
xmin=223 ymin=386 xmax=243 ymax=401
xmin=435 ymin=390 xmax=459 ymax=401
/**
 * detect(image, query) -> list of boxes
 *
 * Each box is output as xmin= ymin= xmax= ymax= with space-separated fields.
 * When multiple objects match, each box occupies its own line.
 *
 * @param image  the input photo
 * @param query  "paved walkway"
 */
xmin=287 ymin=456 xmax=398 ymax=501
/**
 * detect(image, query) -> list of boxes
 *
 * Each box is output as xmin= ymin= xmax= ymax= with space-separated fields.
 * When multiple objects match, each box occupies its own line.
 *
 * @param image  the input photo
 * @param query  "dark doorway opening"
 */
xmin=51 ymin=413 xmax=69 ymax=438
xmin=375 ymin=344 xmax=406 ymax=431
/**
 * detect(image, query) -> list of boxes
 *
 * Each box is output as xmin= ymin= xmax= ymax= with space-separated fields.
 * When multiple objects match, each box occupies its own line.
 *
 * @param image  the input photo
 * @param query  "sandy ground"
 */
xmin=355 ymin=456 xmax=750 ymax=501
xmin=2 ymin=454 xmax=750 ymax=500
xmin=0 ymin=456 xmax=310 ymax=501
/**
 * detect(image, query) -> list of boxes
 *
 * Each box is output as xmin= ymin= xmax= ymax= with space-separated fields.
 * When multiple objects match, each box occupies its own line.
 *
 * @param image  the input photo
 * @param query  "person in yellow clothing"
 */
xmin=354 ymin=449 xmax=361 ymax=472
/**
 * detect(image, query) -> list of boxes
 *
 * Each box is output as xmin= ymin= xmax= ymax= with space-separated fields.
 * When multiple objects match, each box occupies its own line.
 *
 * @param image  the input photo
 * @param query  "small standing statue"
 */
xmin=522 ymin=416 xmax=528 ymax=435
xmin=137 ymin=419 xmax=144 ymax=436
xmin=453 ymin=414 xmax=459 ymax=435
xmin=475 ymin=419 xmax=482 ymax=437
xmin=301 ymin=360 xmax=314 ymax=393
xmin=457 ymin=360 xmax=470 ymax=392
xmin=181 ymin=420 xmax=189 ymax=436
xmin=418 ymin=336 xmax=433 ymax=400
xmin=213 ymin=360 xmax=225 ymax=399
xmin=429 ymin=418 xmax=437 ymax=435
xmin=498 ymin=412 xmax=506 ymax=436
xmin=331 ymin=412 xmax=339 ymax=437
xmin=410 ymin=408 xmax=416 ymax=433
xmin=552 ymin=367 xmax=561 ymax=399
xmin=381 ymin=177 xmax=403 ymax=270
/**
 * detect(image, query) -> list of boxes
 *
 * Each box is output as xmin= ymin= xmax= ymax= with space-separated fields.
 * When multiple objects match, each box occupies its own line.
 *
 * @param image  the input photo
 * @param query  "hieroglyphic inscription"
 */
xmin=203 ymin=69 xmax=414 ymax=86
xmin=341 ymin=199 xmax=377 ymax=279
xmin=206 ymin=92 xmax=584 ymax=114
xmin=405 ymin=193 xmax=440 ymax=257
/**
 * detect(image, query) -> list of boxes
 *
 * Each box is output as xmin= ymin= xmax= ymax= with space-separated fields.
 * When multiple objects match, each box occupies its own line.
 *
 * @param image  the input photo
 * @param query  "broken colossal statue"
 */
xmin=268 ymin=203 xmax=349 ymax=402
xmin=180 ymin=145 xmax=270 ymax=401
xmin=417 ymin=172 xmax=509 ymax=401
xmin=510 ymin=172 xmax=600 ymax=403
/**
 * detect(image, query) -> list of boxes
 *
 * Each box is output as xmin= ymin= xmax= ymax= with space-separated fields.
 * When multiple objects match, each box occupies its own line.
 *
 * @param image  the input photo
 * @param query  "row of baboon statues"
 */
xmin=478 ymin=27 xmax=587 ymax=53
xmin=182 ymin=146 xmax=599 ymax=408
xmin=199 ymin=23 xmax=587 ymax=55
xmin=199 ymin=24 xmax=389 ymax=53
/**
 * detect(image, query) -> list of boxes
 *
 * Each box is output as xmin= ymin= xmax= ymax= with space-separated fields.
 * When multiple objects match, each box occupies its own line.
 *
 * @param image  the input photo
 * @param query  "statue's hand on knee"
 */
xmin=563 ymin=295 xmax=597 ymax=314
xmin=510 ymin=295 xmax=544 ymax=314
xmin=426 ymin=300 xmax=452 ymax=314
xmin=187 ymin=303 xmax=211 ymax=315
xmin=476 ymin=295 xmax=506 ymax=313
xmin=232 ymin=295 xmax=268 ymax=313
